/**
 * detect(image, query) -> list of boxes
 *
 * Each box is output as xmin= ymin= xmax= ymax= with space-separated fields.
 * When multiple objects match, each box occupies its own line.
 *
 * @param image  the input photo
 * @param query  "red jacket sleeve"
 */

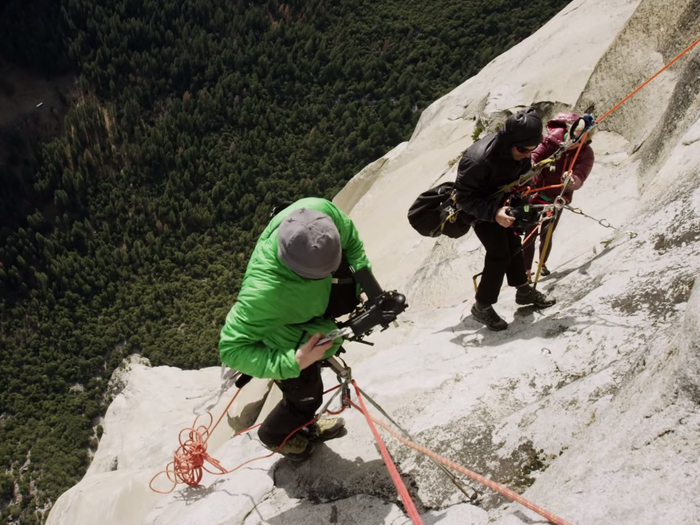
xmin=531 ymin=128 xmax=566 ymax=187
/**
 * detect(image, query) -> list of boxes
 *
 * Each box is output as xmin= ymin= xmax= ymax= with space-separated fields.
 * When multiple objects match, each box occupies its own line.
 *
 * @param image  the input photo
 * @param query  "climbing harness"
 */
xmin=494 ymin=112 xmax=596 ymax=199
xmin=470 ymin=198 xmax=565 ymax=293
xmin=493 ymin=156 xmax=558 ymax=198
xmin=423 ymin=122 xmax=591 ymax=239
xmin=525 ymin=32 xmax=700 ymax=267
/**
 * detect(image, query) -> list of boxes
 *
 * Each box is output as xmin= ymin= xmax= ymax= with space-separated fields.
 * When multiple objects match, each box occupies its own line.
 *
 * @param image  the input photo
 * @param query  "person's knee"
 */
xmin=258 ymin=419 xmax=276 ymax=446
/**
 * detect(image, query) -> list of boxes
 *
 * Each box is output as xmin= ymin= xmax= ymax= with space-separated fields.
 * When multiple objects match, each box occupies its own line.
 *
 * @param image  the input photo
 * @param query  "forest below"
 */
xmin=0 ymin=0 xmax=570 ymax=522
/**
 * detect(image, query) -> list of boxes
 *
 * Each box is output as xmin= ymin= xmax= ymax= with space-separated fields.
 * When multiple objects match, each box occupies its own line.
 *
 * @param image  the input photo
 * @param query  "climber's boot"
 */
xmin=301 ymin=416 xmax=346 ymax=442
xmin=515 ymin=285 xmax=556 ymax=308
xmin=471 ymin=303 xmax=508 ymax=331
xmin=263 ymin=435 xmax=314 ymax=462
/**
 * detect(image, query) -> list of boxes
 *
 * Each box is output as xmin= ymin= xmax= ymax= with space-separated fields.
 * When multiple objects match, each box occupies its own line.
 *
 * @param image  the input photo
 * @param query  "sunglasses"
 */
xmin=516 ymin=145 xmax=537 ymax=154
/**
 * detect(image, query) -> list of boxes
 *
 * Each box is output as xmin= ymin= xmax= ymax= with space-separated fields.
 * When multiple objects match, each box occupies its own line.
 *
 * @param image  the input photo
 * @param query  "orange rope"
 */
xmin=149 ymin=384 xmax=346 ymax=494
xmin=596 ymin=35 xmax=700 ymax=124
xmin=150 ymin=377 xmax=576 ymax=525
xmin=521 ymin=184 xmax=564 ymax=197
xmin=553 ymin=35 xmax=700 ymax=198
xmin=345 ymin=394 xmax=576 ymax=525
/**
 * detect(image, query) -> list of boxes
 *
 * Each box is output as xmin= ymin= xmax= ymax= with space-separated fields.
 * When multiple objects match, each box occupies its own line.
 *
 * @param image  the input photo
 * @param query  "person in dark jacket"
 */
xmin=455 ymin=108 xmax=556 ymax=331
xmin=523 ymin=113 xmax=595 ymax=279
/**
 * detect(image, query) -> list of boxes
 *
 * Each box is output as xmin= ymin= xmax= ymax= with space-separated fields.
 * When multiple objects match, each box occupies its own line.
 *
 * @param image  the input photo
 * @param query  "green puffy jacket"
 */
xmin=219 ymin=198 xmax=371 ymax=380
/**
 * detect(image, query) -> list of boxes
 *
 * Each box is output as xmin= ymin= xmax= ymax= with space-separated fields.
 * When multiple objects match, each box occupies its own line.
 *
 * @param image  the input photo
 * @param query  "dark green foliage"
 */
xmin=0 ymin=473 xmax=14 ymax=503
xmin=0 ymin=0 xmax=570 ymax=522
xmin=472 ymin=123 xmax=486 ymax=142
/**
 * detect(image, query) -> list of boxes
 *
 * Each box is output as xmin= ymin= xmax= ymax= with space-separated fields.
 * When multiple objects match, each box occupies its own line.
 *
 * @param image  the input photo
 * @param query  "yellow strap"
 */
xmin=493 ymin=157 xmax=558 ymax=197
xmin=532 ymin=212 xmax=557 ymax=286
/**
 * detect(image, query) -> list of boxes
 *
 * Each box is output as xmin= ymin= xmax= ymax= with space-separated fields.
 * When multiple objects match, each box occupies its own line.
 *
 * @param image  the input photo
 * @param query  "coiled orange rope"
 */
xmin=149 ymin=385 xmax=345 ymax=494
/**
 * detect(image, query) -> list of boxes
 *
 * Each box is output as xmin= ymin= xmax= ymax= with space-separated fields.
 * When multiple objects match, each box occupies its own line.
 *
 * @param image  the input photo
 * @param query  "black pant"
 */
xmin=473 ymin=221 xmax=528 ymax=305
xmin=258 ymin=362 xmax=323 ymax=447
xmin=522 ymin=214 xmax=561 ymax=271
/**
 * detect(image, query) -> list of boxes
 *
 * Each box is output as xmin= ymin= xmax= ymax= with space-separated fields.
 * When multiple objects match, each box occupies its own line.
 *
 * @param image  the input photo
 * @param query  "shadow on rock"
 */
xmin=261 ymin=495 xmax=440 ymax=525
xmin=440 ymin=299 xmax=637 ymax=349
xmin=173 ymin=479 xmax=232 ymax=505
xmin=272 ymin=442 xmax=426 ymax=512
xmin=440 ymin=309 xmax=582 ymax=348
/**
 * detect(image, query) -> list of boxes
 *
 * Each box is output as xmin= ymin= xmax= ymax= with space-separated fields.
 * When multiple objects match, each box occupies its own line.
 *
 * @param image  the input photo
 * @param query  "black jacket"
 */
xmin=454 ymin=132 xmax=531 ymax=222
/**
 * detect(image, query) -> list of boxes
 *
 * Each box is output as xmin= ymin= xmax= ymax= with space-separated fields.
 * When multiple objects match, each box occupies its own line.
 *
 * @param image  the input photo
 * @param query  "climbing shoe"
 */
xmin=470 ymin=303 xmax=508 ymax=331
xmin=540 ymin=265 xmax=551 ymax=277
xmin=515 ymin=285 xmax=556 ymax=308
xmin=263 ymin=435 xmax=314 ymax=462
xmin=301 ymin=416 xmax=346 ymax=442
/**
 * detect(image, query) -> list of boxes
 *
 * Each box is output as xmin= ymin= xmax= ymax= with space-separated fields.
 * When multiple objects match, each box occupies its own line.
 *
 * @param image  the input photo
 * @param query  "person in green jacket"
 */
xmin=219 ymin=197 xmax=372 ymax=460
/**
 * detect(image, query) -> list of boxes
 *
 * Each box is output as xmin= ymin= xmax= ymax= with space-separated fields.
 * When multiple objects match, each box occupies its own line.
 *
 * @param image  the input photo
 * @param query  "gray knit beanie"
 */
xmin=277 ymin=208 xmax=342 ymax=279
xmin=505 ymin=108 xmax=543 ymax=147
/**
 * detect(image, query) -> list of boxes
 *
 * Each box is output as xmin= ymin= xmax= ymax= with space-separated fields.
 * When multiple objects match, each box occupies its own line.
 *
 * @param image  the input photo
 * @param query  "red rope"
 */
xmin=362 ymin=413 xmax=576 ymax=525
xmin=150 ymin=378 xmax=576 ymax=525
xmin=351 ymin=380 xmax=425 ymax=524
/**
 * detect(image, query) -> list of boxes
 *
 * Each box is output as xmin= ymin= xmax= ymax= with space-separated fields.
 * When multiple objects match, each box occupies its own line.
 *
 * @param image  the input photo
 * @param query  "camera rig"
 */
xmin=342 ymin=266 xmax=408 ymax=342
xmin=317 ymin=267 xmax=408 ymax=346
xmin=505 ymin=203 xmax=541 ymax=233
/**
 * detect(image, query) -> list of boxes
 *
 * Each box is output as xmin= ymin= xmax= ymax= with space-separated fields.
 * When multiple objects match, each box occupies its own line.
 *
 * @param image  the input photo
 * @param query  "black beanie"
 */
xmin=504 ymin=108 xmax=543 ymax=147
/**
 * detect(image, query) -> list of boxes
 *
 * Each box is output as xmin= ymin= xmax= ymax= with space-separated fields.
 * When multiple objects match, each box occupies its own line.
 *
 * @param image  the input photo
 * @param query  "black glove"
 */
xmin=235 ymin=374 xmax=253 ymax=388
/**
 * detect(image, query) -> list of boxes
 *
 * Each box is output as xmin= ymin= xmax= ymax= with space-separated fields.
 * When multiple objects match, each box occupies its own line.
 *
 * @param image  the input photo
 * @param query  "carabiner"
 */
xmin=570 ymin=113 xmax=596 ymax=142
xmin=553 ymin=195 xmax=567 ymax=211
